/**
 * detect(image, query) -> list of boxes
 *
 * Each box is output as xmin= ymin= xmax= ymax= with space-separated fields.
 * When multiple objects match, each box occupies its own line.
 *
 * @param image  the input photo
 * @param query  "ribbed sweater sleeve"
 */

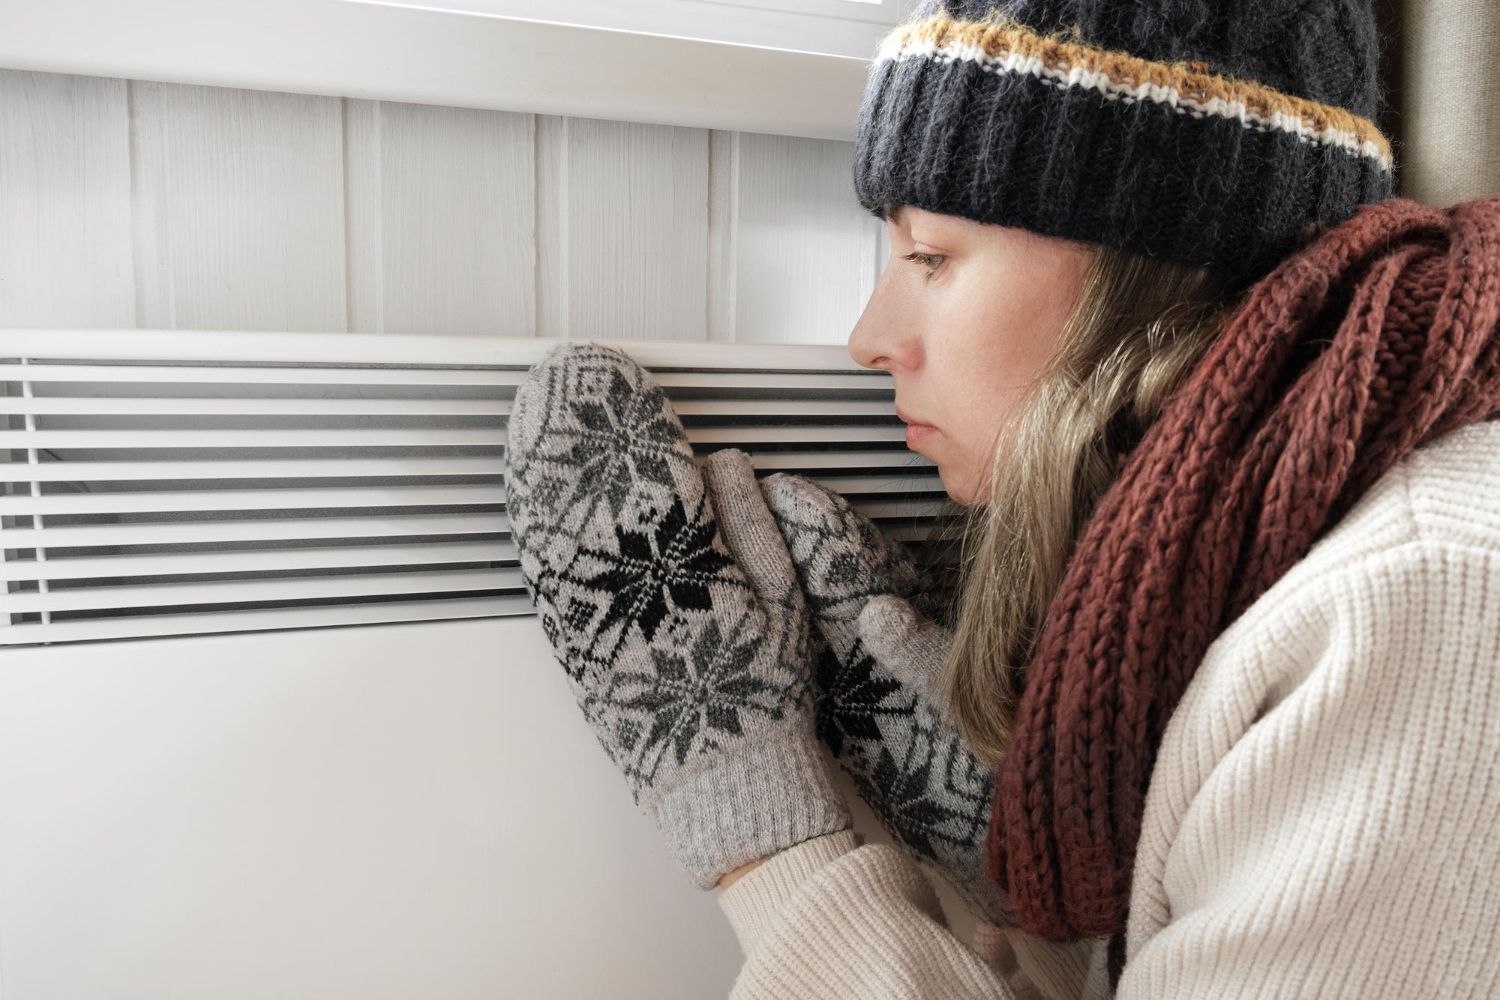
xmin=719 ymin=830 xmax=1020 ymax=998
xmin=716 ymin=527 xmax=1500 ymax=998
xmin=1116 ymin=538 xmax=1500 ymax=998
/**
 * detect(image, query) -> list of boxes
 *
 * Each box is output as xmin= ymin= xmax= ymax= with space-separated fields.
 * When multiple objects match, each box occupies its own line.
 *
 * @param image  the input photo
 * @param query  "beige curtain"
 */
xmin=1394 ymin=0 xmax=1500 ymax=205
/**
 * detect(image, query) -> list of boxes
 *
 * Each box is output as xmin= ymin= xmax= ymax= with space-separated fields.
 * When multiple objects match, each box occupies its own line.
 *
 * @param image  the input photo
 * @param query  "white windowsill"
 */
xmin=0 ymin=0 xmax=889 ymax=141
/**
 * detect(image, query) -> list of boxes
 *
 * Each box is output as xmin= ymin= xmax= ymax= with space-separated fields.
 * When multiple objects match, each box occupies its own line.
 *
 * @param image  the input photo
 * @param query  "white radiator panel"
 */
xmin=0 ymin=617 xmax=745 ymax=999
xmin=1 ymin=330 xmax=958 ymax=646
xmin=0 ymin=615 xmax=978 ymax=999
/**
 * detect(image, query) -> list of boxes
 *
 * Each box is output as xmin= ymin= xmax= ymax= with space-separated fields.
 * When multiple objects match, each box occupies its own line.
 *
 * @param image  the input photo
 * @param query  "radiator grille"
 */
xmin=1 ymin=331 xmax=961 ymax=645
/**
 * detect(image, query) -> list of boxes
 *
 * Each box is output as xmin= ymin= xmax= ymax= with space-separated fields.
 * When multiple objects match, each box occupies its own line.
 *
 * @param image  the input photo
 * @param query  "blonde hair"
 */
xmin=928 ymin=244 xmax=1246 ymax=768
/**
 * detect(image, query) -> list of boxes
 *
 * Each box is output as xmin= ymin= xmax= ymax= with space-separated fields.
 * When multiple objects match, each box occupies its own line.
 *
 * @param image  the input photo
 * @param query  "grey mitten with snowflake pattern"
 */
xmin=504 ymin=341 xmax=851 ymax=889
xmin=758 ymin=472 xmax=1018 ymax=925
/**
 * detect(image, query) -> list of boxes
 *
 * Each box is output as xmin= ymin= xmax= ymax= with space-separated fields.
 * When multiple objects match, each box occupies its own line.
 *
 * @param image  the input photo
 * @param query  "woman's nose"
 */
xmin=846 ymin=308 xmax=885 ymax=371
xmin=847 ymin=272 xmax=917 ymax=374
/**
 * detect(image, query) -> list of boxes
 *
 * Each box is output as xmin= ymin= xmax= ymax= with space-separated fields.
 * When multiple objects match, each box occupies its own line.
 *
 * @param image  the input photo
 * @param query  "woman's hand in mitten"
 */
xmin=503 ymin=342 xmax=851 ymax=889
xmin=756 ymin=471 xmax=1018 ymax=925
xmin=854 ymin=591 xmax=956 ymax=704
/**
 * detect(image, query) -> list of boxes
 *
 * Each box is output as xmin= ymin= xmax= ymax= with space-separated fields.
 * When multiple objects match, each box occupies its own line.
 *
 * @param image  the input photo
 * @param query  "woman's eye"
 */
xmin=902 ymin=251 xmax=945 ymax=279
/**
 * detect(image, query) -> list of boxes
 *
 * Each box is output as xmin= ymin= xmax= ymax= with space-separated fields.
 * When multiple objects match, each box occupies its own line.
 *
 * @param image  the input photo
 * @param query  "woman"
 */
xmin=505 ymin=1 xmax=1500 ymax=996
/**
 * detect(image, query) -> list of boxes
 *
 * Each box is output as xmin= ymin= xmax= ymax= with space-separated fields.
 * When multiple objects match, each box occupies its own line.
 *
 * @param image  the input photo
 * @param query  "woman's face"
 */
xmin=847 ymin=205 xmax=1093 ymax=506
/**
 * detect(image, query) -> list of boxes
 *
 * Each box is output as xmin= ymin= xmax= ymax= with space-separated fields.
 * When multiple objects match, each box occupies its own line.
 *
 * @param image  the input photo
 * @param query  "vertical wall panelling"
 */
xmin=344 ymin=100 xmax=536 ymax=337
xmin=0 ymin=68 xmax=882 ymax=346
xmin=733 ymin=132 xmax=876 ymax=345
xmin=706 ymin=129 xmax=739 ymax=343
xmin=343 ymin=98 xmax=384 ymax=334
xmin=562 ymin=118 xmax=710 ymax=342
xmin=0 ymin=69 xmax=134 ymax=327
xmin=129 ymin=81 xmax=348 ymax=331
xmin=534 ymin=114 xmax=568 ymax=340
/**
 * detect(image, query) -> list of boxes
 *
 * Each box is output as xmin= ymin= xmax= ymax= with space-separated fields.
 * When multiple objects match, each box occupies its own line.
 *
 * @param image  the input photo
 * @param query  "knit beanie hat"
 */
xmin=853 ymin=0 xmax=1396 ymax=290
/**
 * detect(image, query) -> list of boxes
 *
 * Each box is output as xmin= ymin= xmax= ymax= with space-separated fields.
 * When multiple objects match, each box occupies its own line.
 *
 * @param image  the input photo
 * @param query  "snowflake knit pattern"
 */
xmin=504 ymin=341 xmax=850 ymax=889
xmin=759 ymin=473 xmax=1016 ymax=924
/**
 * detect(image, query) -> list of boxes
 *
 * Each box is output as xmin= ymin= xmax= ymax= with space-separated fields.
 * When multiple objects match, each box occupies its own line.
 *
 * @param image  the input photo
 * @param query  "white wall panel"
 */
xmin=129 ymin=81 xmax=348 ymax=331
xmin=0 ymin=69 xmax=133 ymax=327
xmin=706 ymin=128 xmax=739 ymax=343
xmin=733 ymin=131 xmax=882 ymax=344
xmin=534 ymin=113 xmax=571 ymax=340
xmin=0 ymin=68 xmax=883 ymax=346
xmin=551 ymin=117 xmax=711 ymax=341
xmin=345 ymin=100 xmax=535 ymax=336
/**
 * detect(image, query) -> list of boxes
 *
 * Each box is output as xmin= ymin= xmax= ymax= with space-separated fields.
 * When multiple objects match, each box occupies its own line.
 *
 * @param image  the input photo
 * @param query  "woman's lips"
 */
xmin=895 ymin=406 xmax=935 ymax=450
xmin=904 ymin=423 xmax=935 ymax=449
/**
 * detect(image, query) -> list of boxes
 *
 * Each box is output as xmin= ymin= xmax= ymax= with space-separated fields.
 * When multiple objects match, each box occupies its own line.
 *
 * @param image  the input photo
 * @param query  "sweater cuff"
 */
xmin=716 ymin=829 xmax=862 ymax=954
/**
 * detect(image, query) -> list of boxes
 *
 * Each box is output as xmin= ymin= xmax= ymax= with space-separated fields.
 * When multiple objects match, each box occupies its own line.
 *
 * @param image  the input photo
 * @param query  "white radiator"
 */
xmin=1 ymin=330 xmax=956 ymax=646
xmin=0 ymin=329 xmax=975 ymax=1000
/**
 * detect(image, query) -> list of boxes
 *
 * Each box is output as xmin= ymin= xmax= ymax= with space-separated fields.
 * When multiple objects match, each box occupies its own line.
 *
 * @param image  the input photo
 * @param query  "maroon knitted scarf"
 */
xmin=984 ymin=195 xmax=1500 ymax=981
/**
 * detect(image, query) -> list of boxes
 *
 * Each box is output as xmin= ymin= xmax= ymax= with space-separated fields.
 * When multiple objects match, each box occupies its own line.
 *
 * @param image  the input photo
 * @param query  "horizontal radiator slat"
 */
xmin=3 ymin=429 xmax=508 ymax=448
xmin=805 ymin=474 xmax=946 ymax=495
xmin=2 ymin=397 xmax=510 ymax=416
xmin=0 ymin=364 xmax=517 ymax=386
xmin=0 ymin=397 xmax=898 ymax=418
xmin=0 ymin=458 xmax=505 ymax=482
xmin=854 ymin=498 xmax=949 ymax=519
xmin=7 ymin=567 xmax=517 ymax=614
xmin=0 ymin=364 xmax=884 ymax=393
xmin=1 ymin=425 xmax=906 ymax=448
xmin=0 ymin=485 xmax=504 ymax=517
xmin=1 ymin=513 xmax=507 ymax=548
xmin=0 ymin=477 xmax=940 ymax=516
xmin=0 ymin=496 xmax=941 ymax=550
xmin=0 ymin=595 xmax=530 ymax=644
xmin=1 ymin=330 xmax=863 ymax=369
xmin=0 ymin=451 xmax=935 ymax=482
xmin=1 ymin=540 xmax=517 ymax=582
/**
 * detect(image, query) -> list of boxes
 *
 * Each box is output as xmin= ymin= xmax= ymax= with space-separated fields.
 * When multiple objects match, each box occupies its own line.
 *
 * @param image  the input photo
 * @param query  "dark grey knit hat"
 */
xmin=853 ymin=0 xmax=1395 ymax=290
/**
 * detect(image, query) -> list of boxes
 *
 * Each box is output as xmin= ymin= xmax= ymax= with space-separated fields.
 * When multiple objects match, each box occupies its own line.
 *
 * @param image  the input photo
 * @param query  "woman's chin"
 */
xmin=937 ymin=466 xmax=978 ymax=508
xmin=935 ymin=459 xmax=995 ymax=508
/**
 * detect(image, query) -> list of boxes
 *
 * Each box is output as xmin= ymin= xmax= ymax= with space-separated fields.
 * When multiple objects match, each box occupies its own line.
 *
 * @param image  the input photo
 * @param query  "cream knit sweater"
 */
xmin=717 ymin=418 xmax=1500 ymax=999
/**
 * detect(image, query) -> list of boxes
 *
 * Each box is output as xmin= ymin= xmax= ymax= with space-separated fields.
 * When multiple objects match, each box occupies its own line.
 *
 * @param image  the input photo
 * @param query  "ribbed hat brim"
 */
xmin=854 ymin=13 xmax=1394 ymax=288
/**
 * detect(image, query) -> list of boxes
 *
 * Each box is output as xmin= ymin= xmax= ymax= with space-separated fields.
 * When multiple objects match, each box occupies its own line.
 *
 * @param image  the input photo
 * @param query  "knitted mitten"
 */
xmin=758 ymin=472 xmax=1018 ymax=924
xmin=503 ymin=341 xmax=851 ymax=889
